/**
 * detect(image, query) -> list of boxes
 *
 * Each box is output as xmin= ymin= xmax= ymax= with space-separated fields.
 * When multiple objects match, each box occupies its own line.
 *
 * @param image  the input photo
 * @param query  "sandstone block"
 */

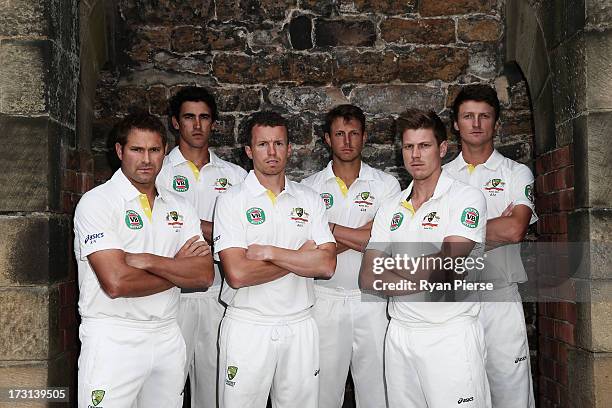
xmin=333 ymin=51 xmax=398 ymax=84
xmin=216 ymin=88 xmax=261 ymax=112
xmin=213 ymin=53 xmax=281 ymax=84
xmin=350 ymin=85 xmax=445 ymax=115
xmin=267 ymin=87 xmax=347 ymax=112
xmin=314 ymin=19 xmax=376 ymax=47
xmin=458 ymin=17 xmax=503 ymax=42
xmin=353 ymin=0 xmax=417 ymax=14
xmin=419 ymin=0 xmax=493 ymax=16
xmin=284 ymin=53 xmax=333 ymax=85
xmin=398 ymin=47 xmax=469 ymax=82
xmin=381 ymin=18 xmax=455 ymax=45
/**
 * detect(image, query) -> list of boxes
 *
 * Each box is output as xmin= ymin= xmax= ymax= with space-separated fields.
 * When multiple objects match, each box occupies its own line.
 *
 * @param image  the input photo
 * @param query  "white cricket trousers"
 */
xmin=177 ymin=286 xmax=225 ymax=408
xmin=479 ymin=284 xmax=535 ymax=408
xmin=312 ymin=286 xmax=387 ymax=408
xmin=78 ymin=318 xmax=185 ymax=408
xmin=385 ymin=316 xmax=491 ymax=408
xmin=218 ymin=307 xmax=319 ymax=408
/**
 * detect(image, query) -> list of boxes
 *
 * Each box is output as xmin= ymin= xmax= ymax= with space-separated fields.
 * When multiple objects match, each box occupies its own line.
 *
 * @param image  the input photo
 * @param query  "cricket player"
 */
xmin=74 ymin=112 xmax=214 ymax=407
xmin=214 ymin=111 xmax=337 ymax=408
xmin=444 ymin=84 xmax=537 ymax=408
xmin=360 ymin=109 xmax=491 ymax=408
xmin=301 ymin=104 xmax=400 ymax=408
xmin=156 ymin=86 xmax=247 ymax=407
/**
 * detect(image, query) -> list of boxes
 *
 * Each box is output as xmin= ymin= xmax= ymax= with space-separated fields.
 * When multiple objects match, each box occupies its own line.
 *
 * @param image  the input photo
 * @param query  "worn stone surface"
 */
xmin=381 ymin=18 xmax=455 ymax=45
xmin=285 ymin=53 xmax=333 ymax=85
xmin=0 ymin=0 xmax=47 ymax=38
xmin=350 ymin=85 xmax=445 ymax=114
xmin=352 ymin=0 xmax=417 ymax=14
xmin=585 ymin=30 xmax=612 ymax=111
xmin=314 ymin=19 xmax=377 ymax=47
xmin=587 ymin=0 xmax=612 ymax=29
xmin=0 ymin=215 xmax=71 ymax=286
xmin=568 ymin=347 xmax=612 ymax=407
xmin=0 ymin=287 xmax=50 ymax=360
xmin=213 ymin=53 xmax=282 ymax=84
xmin=124 ymin=26 xmax=172 ymax=65
xmin=0 ymin=41 xmax=49 ymax=115
xmin=550 ymin=33 xmax=587 ymax=126
xmin=531 ymin=80 xmax=556 ymax=154
xmin=267 ymin=87 xmax=347 ymax=112
xmin=458 ymin=17 xmax=503 ymax=42
xmin=574 ymin=278 xmax=612 ymax=352
xmin=398 ymin=48 xmax=469 ymax=82
xmin=118 ymin=0 xmax=214 ymax=25
xmin=216 ymin=88 xmax=261 ymax=112
xmin=0 ymin=362 xmax=49 ymax=389
xmin=419 ymin=0 xmax=493 ymax=17
xmin=333 ymin=51 xmax=398 ymax=84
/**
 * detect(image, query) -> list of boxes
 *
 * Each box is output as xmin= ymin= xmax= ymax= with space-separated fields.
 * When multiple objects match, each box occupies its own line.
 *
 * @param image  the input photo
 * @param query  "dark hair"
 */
xmin=169 ymin=86 xmax=218 ymax=122
xmin=323 ymin=104 xmax=366 ymax=135
xmin=397 ymin=109 xmax=447 ymax=145
xmin=452 ymin=84 xmax=500 ymax=122
xmin=243 ymin=111 xmax=288 ymax=146
xmin=115 ymin=111 xmax=167 ymax=147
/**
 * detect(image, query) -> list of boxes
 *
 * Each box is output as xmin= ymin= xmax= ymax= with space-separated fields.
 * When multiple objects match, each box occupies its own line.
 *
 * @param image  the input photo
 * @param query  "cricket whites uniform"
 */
xmin=444 ymin=150 xmax=537 ymax=408
xmin=213 ymin=171 xmax=335 ymax=408
xmin=157 ymin=147 xmax=247 ymax=407
xmin=74 ymin=169 xmax=203 ymax=408
xmin=368 ymin=171 xmax=491 ymax=408
xmin=301 ymin=161 xmax=400 ymax=408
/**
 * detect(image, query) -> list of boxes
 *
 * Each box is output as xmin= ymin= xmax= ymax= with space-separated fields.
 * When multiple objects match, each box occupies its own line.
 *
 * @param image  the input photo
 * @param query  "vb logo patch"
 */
xmin=390 ymin=212 xmax=404 ymax=231
xmin=421 ymin=211 xmax=440 ymax=229
xmin=320 ymin=192 xmax=334 ymax=209
xmin=173 ymin=175 xmax=189 ymax=192
xmin=215 ymin=177 xmax=231 ymax=191
xmin=226 ymin=365 xmax=238 ymax=387
xmin=125 ymin=210 xmax=143 ymax=230
xmin=461 ymin=207 xmax=479 ymax=229
xmin=246 ymin=207 xmax=266 ymax=225
xmin=91 ymin=389 xmax=105 ymax=406
xmin=290 ymin=207 xmax=309 ymax=227
xmin=525 ymin=184 xmax=534 ymax=202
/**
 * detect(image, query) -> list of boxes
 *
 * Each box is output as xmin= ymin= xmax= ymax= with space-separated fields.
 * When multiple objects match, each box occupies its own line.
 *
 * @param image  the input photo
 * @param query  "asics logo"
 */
xmin=515 ymin=355 xmax=527 ymax=363
xmin=458 ymin=396 xmax=474 ymax=404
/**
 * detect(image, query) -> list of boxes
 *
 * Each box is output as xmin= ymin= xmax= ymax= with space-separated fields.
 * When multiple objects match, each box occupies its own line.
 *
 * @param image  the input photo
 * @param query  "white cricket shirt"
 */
xmin=214 ymin=171 xmax=335 ymax=316
xmin=301 ymin=161 xmax=401 ymax=290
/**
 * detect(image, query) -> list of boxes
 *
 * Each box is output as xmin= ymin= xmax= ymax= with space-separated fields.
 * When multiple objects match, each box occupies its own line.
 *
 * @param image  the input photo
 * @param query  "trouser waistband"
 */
xmin=224 ymin=307 xmax=313 ymax=326
xmin=81 ymin=317 xmax=177 ymax=331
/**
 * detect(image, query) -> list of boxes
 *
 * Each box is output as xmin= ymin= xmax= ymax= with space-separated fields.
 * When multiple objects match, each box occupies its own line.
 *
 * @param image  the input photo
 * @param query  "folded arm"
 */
xmin=486 ymin=204 xmax=532 ymax=249
xmin=219 ymin=247 xmax=291 ymax=289
xmin=330 ymin=220 xmax=373 ymax=253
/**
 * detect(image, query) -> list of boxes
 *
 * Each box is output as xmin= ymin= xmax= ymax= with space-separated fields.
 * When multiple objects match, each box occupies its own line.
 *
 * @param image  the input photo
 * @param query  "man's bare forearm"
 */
xmin=333 ymin=224 xmax=372 ymax=252
xmin=266 ymin=244 xmax=336 ymax=279
xmin=127 ymin=253 xmax=214 ymax=289
xmin=200 ymin=220 xmax=213 ymax=243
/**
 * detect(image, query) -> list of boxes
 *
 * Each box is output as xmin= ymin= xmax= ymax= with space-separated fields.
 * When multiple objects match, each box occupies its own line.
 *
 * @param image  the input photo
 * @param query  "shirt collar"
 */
xmin=111 ymin=169 xmax=170 ymax=202
xmin=456 ymin=149 xmax=504 ymax=171
xmin=322 ymin=160 xmax=376 ymax=181
xmin=244 ymin=170 xmax=295 ymax=198
xmin=168 ymin=146 xmax=222 ymax=168
xmin=399 ymin=170 xmax=454 ymax=205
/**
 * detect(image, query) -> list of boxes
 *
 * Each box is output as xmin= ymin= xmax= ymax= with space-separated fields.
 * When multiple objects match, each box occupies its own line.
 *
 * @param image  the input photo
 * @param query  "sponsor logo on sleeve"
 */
xmin=84 ymin=232 xmax=104 ymax=245
xmin=320 ymin=192 xmax=334 ymax=210
xmin=460 ymin=207 xmax=479 ymax=229
xmin=421 ymin=211 xmax=440 ymax=229
xmin=246 ymin=207 xmax=266 ymax=225
xmin=525 ymin=184 xmax=534 ymax=202
xmin=172 ymin=175 xmax=189 ymax=192
xmin=226 ymin=365 xmax=238 ymax=386
xmin=390 ymin=212 xmax=404 ymax=231
xmin=125 ymin=210 xmax=143 ymax=230
xmin=515 ymin=355 xmax=527 ymax=364
xmin=457 ymin=396 xmax=474 ymax=404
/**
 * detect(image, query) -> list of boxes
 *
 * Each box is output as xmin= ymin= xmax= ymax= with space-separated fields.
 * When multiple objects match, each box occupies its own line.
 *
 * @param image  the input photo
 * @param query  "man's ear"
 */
xmin=287 ymin=142 xmax=292 ymax=158
xmin=172 ymin=116 xmax=179 ymax=130
xmin=439 ymin=140 xmax=448 ymax=158
xmin=453 ymin=121 xmax=459 ymax=132
xmin=115 ymin=143 xmax=123 ymax=161
xmin=245 ymin=145 xmax=253 ymax=160
xmin=324 ymin=133 xmax=331 ymax=147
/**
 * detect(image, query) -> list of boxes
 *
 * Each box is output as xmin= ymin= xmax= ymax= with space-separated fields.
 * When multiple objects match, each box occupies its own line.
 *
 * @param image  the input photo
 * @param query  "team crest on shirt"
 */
xmin=525 ymin=184 xmax=534 ymax=202
xmin=354 ymin=191 xmax=375 ymax=211
xmin=125 ymin=210 xmax=143 ymax=230
xmin=320 ymin=192 xmax=334 ymax=210
xmin=173 ymin=175 xmax=189 ymax=192
xmin=226 ymin=365 xmax=238 ymax=386
xmin=421 ymin=211 xmax=440 ymax=229
xmin=290 ymin=207 xmax=310 ymax=227
xmin=91 ymin=389 xmax=105 ymax=406
xmin=166 ymin=210 xmax=184 ymax=230
xmin=390 ymin=212 xmax=404 ymax=231
xmin=214 ymin=177 xmax=232 ymax=192
xmin=461 ymin=207 xmax=480 ymax=229
xmin=246 ymin=207 xmax=266 ymax=225
xmin=484 ymin=178 xmax=505 ymax=196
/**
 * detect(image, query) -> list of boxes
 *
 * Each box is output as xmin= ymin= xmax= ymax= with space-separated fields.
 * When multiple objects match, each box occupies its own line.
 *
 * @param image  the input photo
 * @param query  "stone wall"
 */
xmin=93 ymin=0 xmax=537 ymax=189
xmin=0 ymin=0 xmax=81 ymax=404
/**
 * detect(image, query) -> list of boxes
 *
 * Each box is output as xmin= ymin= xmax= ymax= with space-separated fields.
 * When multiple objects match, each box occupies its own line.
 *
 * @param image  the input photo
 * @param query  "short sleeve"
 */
xmin=383 ymin=175 xmax=402 ymax=201
xmin=74 ymin=193 xmax=123 ymax=260
xmin=446 ymin=185 xmax=487 ymax=243
xmin=308 ymin=190 xmax=335 ymax=246
xmin=366 ymin=202 xmax=393 ymax=254
xmin=510 ymin=164 xmax=538 ymax=224
xmin=213 ymin=192 xmax=248 ymax=255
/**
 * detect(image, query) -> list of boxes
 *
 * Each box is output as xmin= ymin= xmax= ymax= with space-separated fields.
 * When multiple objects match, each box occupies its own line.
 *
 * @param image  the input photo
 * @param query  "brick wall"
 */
xmin=535 ymin=145 xmax=577 ymax=407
